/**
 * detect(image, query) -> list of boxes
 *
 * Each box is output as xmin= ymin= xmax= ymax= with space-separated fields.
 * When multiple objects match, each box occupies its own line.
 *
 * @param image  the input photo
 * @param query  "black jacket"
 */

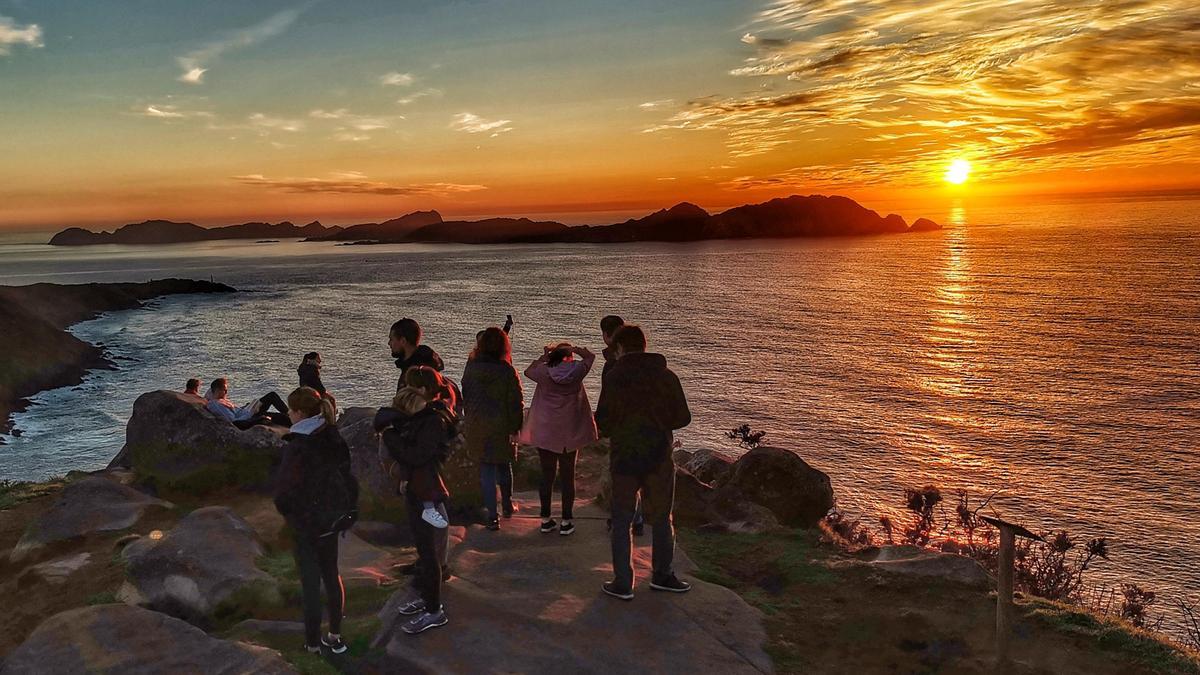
xmin=377 ymin=402 xmax=456 ymax=503
xmin=461 ymin=356 xmax=523 ymax=463
xmin=298 ymin=363 xmax=326 ymax=395
xmin=601 ymin=346 xmax=618 ymax=380
xmin=274 ymin=424 xmax=356 ymax=536
xmin=395 ymin=345 xmax=446 ymax=391
xmin=595 ymin=352 xmax=691 ymax=475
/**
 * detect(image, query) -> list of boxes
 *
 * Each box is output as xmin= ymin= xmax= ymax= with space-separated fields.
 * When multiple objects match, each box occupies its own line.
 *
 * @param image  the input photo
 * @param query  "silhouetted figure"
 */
xmin=273 ymin=386 xmax=358 ymax=654
xmin=595 ymin=325 xmax=692 ymax=600
xmin=461 ymin=327 xmax=523 ymax=530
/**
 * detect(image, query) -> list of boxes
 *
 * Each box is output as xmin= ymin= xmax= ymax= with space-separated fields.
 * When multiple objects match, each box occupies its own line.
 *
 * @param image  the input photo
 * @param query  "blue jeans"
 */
xmin=479 ymin=461 xmax=513 ymax=519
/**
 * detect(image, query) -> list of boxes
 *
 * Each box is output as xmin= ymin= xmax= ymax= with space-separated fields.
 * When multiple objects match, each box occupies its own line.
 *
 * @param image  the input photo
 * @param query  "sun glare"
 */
xmin=945 ymin=159 xmax=971 ymax=185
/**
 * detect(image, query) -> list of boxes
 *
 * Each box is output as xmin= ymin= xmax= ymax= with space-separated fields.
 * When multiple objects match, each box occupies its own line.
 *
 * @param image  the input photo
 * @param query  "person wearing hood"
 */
xmin=594 ymin=324 xmax=693 ymax=601
xmin=273 ymin=386 xmax=358 ymax=655
xmin=598 ymin=315 xmax=645 ymax=537
xmin=298 ymin=352 xmax=328 ymax=396
xmin=461 ymin=326 xmax=523 ymax=531
xmin=522 ymin=341 xmax=598 ymax=536
xmin=374 ymin=367 xmax=457 ymax=636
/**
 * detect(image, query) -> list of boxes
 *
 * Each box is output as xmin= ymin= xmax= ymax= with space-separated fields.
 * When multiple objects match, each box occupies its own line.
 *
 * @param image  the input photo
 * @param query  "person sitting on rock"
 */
xmin=298 ymin=352 xmax=336 ymax=407
xmin=273 ymin=386 xmax=358 ymax=655
xmin=204 ymin=377 xmax=290 ymax=429
xmin=595 ymin=324 xmax=693 ymax=600
xmin=374 ymin=367 xmax=456 ymax=530
xmin=184 ymin=378 xmax=203 ymax=399
xmin=375 ymin=366 xmax=458 ymax=635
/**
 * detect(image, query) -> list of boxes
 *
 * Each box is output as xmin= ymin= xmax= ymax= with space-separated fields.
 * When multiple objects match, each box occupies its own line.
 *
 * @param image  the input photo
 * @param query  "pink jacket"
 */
xmin=522 ymin=352 xmax=599 ymax=453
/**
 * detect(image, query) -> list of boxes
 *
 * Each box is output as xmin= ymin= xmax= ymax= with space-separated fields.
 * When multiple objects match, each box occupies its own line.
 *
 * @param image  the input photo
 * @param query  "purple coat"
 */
xmin=522 ymin=352 xmax=599 ymax=453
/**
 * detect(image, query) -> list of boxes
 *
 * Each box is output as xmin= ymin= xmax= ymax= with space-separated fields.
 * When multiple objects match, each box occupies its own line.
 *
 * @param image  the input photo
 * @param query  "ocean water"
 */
xmin=1 ymin=197 xmax=1198 ymax=628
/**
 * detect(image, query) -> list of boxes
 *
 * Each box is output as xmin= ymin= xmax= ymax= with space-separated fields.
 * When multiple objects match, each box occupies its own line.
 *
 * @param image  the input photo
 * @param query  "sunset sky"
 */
xmin=1 ymin=0 xmax=1198 ymax=230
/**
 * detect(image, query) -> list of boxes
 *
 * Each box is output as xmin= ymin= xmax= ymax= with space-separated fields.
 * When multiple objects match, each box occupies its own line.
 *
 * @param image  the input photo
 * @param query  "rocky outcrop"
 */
xmin=909 ymin=217 xmax=942 ymax=232
xmin=866 ymin=545 xmax=990 ymax=588
xmin=0 ymin=604 xmax=295 ymax=674
xmin=673 ymin=447 xmax=736 ymax=485
xmin=8 ymin=476 xmax=171 ymax=563
xmin=0 ymin=279 xmax=235 ymax=438
xmin=108 ymin=390 xmax=286 ymax=494
xmin=717 ymin=446 xmax=834 ymax=528
xmin=117 ymin=506 xmax=278 ymax=623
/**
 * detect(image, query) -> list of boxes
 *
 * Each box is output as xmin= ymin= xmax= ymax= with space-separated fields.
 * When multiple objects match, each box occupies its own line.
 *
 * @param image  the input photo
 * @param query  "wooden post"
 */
xmin=996 ymin=524 xmax=1015 ymax=666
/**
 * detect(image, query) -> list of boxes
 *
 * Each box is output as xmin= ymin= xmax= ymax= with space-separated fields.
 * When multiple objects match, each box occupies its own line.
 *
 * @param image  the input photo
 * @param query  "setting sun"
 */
xmin=945 ymin=159 xmax=972 ymax=185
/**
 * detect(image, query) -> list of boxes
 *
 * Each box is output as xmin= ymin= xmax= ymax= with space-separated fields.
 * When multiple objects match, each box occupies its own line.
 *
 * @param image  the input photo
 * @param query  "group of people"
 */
xmin=191 ymin=313 xmax=692 ymax=652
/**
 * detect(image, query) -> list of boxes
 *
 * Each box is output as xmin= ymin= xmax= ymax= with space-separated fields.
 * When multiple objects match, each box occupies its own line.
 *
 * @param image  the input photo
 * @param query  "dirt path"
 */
xmin=370 ymin=492 xmax=773 ymax=674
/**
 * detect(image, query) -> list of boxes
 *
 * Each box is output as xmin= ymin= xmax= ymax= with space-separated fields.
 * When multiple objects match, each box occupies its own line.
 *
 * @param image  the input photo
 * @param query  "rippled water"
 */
xmin=2 ymin=197 xmax=1198 ymax=628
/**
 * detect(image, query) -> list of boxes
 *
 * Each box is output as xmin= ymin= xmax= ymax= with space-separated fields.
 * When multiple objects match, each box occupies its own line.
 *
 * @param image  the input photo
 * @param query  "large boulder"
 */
xmin=715 ymin=446 xmax=833 ymax=528
xmin=673 ymin=447 xmax=736 ymax=485
xmin=672 ymin=466 xmax=781 ymax=534
xmin=108 ymin=390 xmax=286 ymax=494
xmin=117 ymin=506 xmax=277 ymax=624
xmin=0 ymin=604 xmax=295 ymax=674
xmin=338 ymin=406 xmax=484 ymax=521
xmin=8 ymin=475 xmax=171 ymax=563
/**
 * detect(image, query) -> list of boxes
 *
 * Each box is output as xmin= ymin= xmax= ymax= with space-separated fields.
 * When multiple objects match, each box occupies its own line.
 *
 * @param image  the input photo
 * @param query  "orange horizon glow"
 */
xmin=1 ymin=2 xmax=1198 ymax=231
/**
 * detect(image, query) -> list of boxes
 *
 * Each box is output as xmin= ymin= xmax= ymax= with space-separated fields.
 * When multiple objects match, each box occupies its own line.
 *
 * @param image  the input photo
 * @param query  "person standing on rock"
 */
xmin=595 ymin=324 xmax=693 ymax=600
xmin=522 ymin=342 xmax=598 ymax=536
xmin=599 ymin=315 xmax=644 ymax=537
xmin=461 ymin=326 xmax=524 ymax=531
xmin=389 ymin=318 xmax=446 ymax=387
xmin=377 ymin=367 xmax=458 ymax=635
xmin=273 ymin=386 xmax=358 ymax=654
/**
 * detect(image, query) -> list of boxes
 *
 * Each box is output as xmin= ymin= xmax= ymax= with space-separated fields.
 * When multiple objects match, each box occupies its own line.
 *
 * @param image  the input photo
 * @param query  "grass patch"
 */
xmin=1024 ymin=597 xmax=1200 ymax=674
xmin=0 ymin=478 xmax=65 ymax=510
xmin=85 ymin=591 xmax=117 ymax=605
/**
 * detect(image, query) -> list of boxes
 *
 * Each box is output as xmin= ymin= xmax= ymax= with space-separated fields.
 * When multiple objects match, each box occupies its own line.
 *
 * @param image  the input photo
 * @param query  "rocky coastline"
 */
xmin=0 ymin=279 xmax=236 ymax=439
xmin=2 ymin=390 xmax=1196 ymax=673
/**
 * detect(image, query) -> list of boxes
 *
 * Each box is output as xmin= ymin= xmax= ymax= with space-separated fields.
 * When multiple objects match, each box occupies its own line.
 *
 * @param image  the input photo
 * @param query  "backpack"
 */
xmin=302 ymin=432 xmax=360 ymax=538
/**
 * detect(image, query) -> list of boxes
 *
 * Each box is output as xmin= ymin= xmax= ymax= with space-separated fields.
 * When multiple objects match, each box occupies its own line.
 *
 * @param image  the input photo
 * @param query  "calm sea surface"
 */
xmin=1 ymin=197 xmax=1198 ymax=627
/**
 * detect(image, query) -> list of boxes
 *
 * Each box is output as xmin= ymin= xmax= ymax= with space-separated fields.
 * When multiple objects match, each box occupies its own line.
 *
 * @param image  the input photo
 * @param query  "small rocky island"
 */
xmin=48 ymin=194 xmax=941 ymax=247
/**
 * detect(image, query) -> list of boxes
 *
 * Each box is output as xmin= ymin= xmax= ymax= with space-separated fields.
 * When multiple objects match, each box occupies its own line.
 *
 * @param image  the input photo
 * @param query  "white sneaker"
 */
xmin=421 ymin=506 xmax=449 ymax=529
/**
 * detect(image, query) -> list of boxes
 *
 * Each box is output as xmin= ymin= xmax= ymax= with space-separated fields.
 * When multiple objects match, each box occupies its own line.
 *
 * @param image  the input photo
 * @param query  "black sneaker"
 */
xmin=633 ymin=522 xmax=645 ymax=537
xmin=485 ymin=517 xmax=500 ymax=531
xmin=397 ymin=597 xmax=426 ymax=616
xmin=540 ymin=519 xmax=557 ymax=534
xmin=321 ymin=633 xmax=348 ymax=655
xmin=650 ymin=574 xmax=692 ymax=593
xmin=602 ymin=581 xmax=634 ymax=601
xmin=558 ymin=521 xmax=575 ymax=536
xmin=402 ymin=607 xmax=448 ymax=635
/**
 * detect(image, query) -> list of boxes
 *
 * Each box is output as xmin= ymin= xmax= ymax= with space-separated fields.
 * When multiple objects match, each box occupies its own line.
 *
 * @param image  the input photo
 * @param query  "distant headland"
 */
xmin=48 ymin=195 xmax=941 ymax=247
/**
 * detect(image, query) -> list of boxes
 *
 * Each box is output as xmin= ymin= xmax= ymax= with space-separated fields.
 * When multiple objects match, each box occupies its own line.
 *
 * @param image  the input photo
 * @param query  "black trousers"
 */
xmin=294 ymin=533 xmax=344 ymax=646
xmin=407 ymin=493 xmax=441 ymax=611
xmin=610 ymin=458 xmax=676 ymax=591
xmin=538 ymin=448 xmax=578 ymax=521
xmin=233 ymin=392 xmax=291 ymax=428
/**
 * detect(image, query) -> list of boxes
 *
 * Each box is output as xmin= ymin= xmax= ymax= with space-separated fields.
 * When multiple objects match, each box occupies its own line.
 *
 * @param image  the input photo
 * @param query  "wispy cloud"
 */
xmin=380 ymin=71 xmax=415 ymax=87
xmin=131 ymin=103 xmax=213 ymax=120
xmin=649 ymin=0 xmax=1200 ymax=186
xmin=0 ymin=15 xmax=42 ymax=55
xmin=450 ymin=112 xmax=513 ymax=136
xmin=177 ymin=3 xmax=310 ymax=84
xmin=232 ymin=172 xmax=487 ymax=196
xmin=397 ymin=88 xmax=442 ymax=105
xmin=309 ymin=108 xmax=403 ymax=140
xmin=639 ymin=99 xmax=675 ymax=110
xmin=249 ymin=113 xmax=304 ymax=132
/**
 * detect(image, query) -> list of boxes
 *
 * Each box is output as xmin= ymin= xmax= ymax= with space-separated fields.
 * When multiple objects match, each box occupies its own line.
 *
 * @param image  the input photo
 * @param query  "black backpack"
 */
xmin=302 ymin=431 xmax=360 ymax=537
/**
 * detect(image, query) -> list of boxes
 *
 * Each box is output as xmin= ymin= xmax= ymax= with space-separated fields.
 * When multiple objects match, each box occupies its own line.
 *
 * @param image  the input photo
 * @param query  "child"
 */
xmin=374 ymin=367 xmax=457 ymax=529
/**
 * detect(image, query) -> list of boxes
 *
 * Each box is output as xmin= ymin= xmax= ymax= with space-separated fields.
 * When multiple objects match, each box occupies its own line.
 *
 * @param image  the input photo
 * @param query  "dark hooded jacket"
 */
xmin=461 ymin=356 xmax=523 ymax=463
xmin=594 ymin=352 xmax=691 ymax=475
xmin=298 ymin=362 xmax=326 ymax=395
xmin=601 ymin=346 xmax=618 ymax=379
xmin=273 ymin=423 xmax=357 ymax=536
xmin=395 ymin=345 xmax=445 ymax=390
xmin=376 ymin=401 xmax=456 ymax=503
